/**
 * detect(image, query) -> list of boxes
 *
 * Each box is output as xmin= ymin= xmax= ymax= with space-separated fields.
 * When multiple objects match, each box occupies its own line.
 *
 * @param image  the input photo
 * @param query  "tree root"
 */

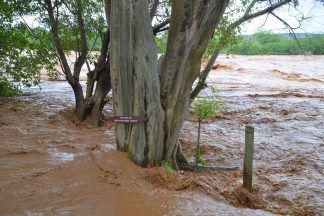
xmin=177 ymin=162 xmax=194 ymax=171
xmin=175 ymin=145 xmax=238 ymax=171
xmin=178 ymin=163 xmax=239 ymax=172
xmin=193 ymin=164 xmax=239 ymax=171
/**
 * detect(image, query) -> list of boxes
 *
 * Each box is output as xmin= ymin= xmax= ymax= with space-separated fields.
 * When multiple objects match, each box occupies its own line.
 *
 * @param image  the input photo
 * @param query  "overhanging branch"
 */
xmin=270 ymin=11 xmax=301 ymax=47
xmin=190 ymin=0 xmax=294 ymax=100
xmin=153 ymin=18 xmax=170 ymax=35
xmin=44 ymin=0 xmax=75 ymax=85
xmin=233 ymin=0 xmax=292 ymax=29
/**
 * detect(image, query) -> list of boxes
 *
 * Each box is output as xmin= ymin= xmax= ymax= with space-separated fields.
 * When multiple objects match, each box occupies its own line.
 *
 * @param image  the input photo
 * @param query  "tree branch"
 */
xmin=73 ymin=0 xmax=88 ymax=80
xmin=153 ymin=18 xmax=170 ymax=35
xmin=53 ymin=0 xmax=64 ymax=9
xmin=149 ymin=0 xmax=159 ymax=20
xmin=86 ymin=30 xmax=110 ymax=99
xmin=36 ymin=0 xmax=47 ymax=9
xmin=243 ymin=0 xmax=258 ymax=17
xmin=98 ymin=30 xmax=110 ymax=64
xmin=190 ymin=50 xmax=220 ymax=100
xmin=61 ymin=1 xmax=75 ymax=15
xmin=234 ymin=0 xmax=292 ymax=28
xmin=270 ymin=11 xmax=301 ymax=47
xmin=44 ymin=0 xmax=75 ymax=85
xmin=105 ymin=0 xmax=111 ymax=25
xmin=190 ymin=0 xmax=293 ymax=100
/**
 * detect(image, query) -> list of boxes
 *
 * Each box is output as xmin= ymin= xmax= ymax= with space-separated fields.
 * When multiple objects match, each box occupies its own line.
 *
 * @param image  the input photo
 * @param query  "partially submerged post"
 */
xmin=243 ymin=125 xmax=254 ymax=192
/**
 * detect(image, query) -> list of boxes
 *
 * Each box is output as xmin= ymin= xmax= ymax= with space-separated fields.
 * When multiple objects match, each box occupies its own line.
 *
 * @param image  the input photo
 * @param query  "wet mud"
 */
xmin=1 ymin=55 xmax=323 ymax=215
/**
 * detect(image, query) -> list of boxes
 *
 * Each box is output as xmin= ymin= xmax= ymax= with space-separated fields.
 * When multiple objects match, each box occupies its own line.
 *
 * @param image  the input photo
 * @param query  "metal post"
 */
xmin=243 ymin=125 xmax=254 ymax=192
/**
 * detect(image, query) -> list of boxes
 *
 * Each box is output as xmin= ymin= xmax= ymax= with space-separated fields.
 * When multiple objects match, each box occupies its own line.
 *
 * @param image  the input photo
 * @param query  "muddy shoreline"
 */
xmin=1 ymin=55 xmax=323 ymax=215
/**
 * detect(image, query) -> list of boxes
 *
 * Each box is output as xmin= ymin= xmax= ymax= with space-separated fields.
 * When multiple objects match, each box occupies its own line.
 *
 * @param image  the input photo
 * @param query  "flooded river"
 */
xmin=0 ymin=55 xmax=323 ymax=215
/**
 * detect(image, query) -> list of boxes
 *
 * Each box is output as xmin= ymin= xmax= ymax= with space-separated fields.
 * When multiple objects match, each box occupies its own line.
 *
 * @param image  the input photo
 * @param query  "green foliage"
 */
xmin=255 ymin=32 xmax=281 ymax=44
xmin=156 ymin=32 xmax=168 ymax=54
xmin=47 ymin=0 xmax=106 ymax=53
xmin=196 ymin=152 xmax=207 ymax=167
xmin=0 ymin=0 xmax=107 ymax=93
xmin=192 ymin=87 xmax=222 ymax=120
xmin=161 ymin=161 xmax=173 ymax=173
xmin=230 ymin=32 xmax=324 ymax=55
xmin=192 ymin=87 xmax=222 ymax=170
xmin=203 ymin=0 xmax=259 ymax=59
xmin=0 ymin=77 xmax=19 ymax=97
xmin=0 ymin=1 xmax=59 ymax=92
xmin=0 ymin=25 xmax=58 ymax=88
xmin=204 ymin=17 xmax=241 ymax=59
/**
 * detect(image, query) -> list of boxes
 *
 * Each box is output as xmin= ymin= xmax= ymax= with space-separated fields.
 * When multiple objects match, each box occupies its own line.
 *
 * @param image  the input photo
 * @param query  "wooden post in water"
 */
xmin=195 ymin=119 xmax=202 ymax=169
xmin=243 ymin=125 xmax=254 ymax=192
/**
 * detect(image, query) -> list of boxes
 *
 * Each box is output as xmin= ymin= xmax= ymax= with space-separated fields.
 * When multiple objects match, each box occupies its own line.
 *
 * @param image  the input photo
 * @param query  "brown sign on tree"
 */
xmin=107 ymin=116 xmax=147 ymax=123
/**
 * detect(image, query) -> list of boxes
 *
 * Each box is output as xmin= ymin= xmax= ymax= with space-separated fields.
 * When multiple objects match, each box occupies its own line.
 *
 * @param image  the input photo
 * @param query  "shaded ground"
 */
xmin=1 ymin=55 xmax=323 ymax=215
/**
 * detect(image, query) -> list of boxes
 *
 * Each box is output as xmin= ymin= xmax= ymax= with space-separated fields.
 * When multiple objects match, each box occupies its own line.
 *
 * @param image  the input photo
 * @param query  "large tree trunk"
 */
xmin=159 ymin=0 xmax=228 ymax=169
xmin=110 ymin=0 xmax=229 ymax=169
xmin=110 ymin=0 xmax=164 ymax=166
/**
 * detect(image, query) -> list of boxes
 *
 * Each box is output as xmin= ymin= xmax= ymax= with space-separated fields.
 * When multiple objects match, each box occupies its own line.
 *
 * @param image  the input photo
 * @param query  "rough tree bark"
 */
xmin=110 ymin=0 xmax=229 ymax=169
xmin=110 ymin=0 xmax=165 ymax=165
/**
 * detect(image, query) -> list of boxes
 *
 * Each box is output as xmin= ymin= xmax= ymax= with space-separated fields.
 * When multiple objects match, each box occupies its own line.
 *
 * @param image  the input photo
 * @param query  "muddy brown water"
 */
xmin=1 ymin=55 xmax=323 ymax=215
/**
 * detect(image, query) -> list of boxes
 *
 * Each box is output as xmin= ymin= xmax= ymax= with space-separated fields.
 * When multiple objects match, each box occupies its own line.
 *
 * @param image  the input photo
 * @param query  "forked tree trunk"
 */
xmin=73 ymin=77 xmax=111 ymax=126
xmin=45 ymin=0 xmax=111 ymax=127
xmin=87 ymin=60 xmax=111 ymax=126
xmin=110 ymin=0 xmax=229 ymax=169
xmin=85 ymin=31 xmax=111 ymax=127
xmin=72 ymin=53 xmax=111 ymax=127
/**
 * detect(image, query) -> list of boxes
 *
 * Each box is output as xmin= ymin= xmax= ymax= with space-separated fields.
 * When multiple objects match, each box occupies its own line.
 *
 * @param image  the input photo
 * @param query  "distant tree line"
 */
xmin=230 ymin=32 xmax=324 ymax=55
xmin=157 ymin=32 xmax=324 ymax=56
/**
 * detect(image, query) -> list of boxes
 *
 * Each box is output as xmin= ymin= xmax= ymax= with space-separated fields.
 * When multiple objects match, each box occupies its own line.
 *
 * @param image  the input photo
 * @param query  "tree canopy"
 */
xmin=0 ymin=0 xmax=57 ymax=95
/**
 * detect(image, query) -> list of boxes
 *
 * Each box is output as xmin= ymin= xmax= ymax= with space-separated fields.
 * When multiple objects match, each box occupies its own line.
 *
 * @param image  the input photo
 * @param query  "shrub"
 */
xmin=192 ymin=87 xmax=222 ymax=169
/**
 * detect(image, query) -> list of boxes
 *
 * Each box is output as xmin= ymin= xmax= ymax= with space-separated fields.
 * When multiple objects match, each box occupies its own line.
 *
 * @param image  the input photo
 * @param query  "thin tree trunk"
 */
xmin=73 ymin=83 xmax=88 ymax=121
xmin=149 ymin=0 xmax=159 ymax=20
